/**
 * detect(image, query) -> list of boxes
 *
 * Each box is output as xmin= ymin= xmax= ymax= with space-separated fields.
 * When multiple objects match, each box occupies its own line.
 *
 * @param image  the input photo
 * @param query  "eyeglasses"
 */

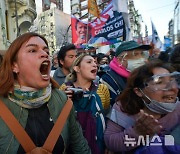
xmin=118 ymin=50 xmax=149 ymax=60
xmin=144 ymin=72 xmax=180 ymax=91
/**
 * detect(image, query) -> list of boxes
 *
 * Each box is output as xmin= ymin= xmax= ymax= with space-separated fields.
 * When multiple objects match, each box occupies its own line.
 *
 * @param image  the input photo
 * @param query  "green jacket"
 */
xmin=0 ymin=88 xmax=91 ymax=154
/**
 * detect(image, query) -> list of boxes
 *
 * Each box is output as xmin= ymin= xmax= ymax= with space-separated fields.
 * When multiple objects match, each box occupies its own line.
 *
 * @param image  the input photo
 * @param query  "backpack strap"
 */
xmin=106 ymin=70 xmax=126 ymax=93
xmin=0 ymin=98 xmax=73 ymax=153
xmin=43 ymin=98 xmax=72 ymax=151
xmin=0 ymin=99 xmax=36 ymax=152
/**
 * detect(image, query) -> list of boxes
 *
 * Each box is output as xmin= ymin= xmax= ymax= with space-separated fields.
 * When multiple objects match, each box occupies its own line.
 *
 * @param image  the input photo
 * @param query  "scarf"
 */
xmin=109 ymin=57 xmax=130 ymax=78
xmin=8 ymin=84 xmax=52 ymax=109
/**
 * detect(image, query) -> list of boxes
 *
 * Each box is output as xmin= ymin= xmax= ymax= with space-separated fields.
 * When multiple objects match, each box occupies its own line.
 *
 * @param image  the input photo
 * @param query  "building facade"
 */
xmin=0 ymin=0 xmax=37 ymax=52
xmin=173 ymin=0 xmax=180 ymax=44
xmin=38 ymin=8 xmax=71 ymax=55
xmin=128 ymin=0 xmax=143 ymax=40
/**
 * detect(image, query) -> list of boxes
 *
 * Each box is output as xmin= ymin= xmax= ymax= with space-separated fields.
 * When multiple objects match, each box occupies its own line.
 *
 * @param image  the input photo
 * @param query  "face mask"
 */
xmin=140 ymin=89 xmax=179 ymax=114
xmin=143 ymin=98 xmax=179 ymax=114
xmin=99 ymin=64 xmax=109 ymax=71
xmin=127 ymin=58 xmax=146 ymax=72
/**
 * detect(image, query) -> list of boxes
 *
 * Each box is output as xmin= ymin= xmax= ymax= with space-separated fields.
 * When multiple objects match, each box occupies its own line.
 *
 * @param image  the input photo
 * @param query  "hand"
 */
xmin=134 ymin=110 xmax=162 ymax=137
xmin=64 ymin=86 xmax=74 ymax=99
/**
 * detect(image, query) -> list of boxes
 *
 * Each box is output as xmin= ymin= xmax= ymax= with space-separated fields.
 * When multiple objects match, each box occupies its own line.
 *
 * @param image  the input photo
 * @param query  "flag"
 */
xmin=88 ymin=0 xmax=100 ymax=18
xmin=112 ymin=0 xmax=131 ymax=41
xmin=151 ymin=20 xmax=162 ymax=49
xmin=112 ymin=0 xmax=128 ymax=13
xmin=164 ymin=36 xmax=171 ymax=50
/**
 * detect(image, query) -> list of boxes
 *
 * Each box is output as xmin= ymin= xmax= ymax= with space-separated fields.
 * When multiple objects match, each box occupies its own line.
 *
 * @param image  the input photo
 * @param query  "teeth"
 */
xmin=164 ymin=96 xmax=175 ymax=102
xmin=42 ymin=62 xmax=48 ymax=65
xmin=42 ymin=74 xmax=48 ymax=77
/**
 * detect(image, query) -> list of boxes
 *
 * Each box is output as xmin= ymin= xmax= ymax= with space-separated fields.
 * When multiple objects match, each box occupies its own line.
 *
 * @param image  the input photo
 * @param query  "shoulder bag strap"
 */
xmin=0 ymin=98 xmax=73 ymax=153
xmin=42 ymin=98 xmax=73 ymax=152
xmin=0 ymin=99 xmax=36 ymax=152
xmin=107 ymin=71 xmax=126 ymax=91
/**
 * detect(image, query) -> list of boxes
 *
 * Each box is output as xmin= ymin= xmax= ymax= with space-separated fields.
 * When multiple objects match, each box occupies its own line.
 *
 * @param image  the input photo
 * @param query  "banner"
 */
xmin=164 ymin=36 xmax=171 ymax=50
xmin=71 ymin=1 xmax=126 ymax=48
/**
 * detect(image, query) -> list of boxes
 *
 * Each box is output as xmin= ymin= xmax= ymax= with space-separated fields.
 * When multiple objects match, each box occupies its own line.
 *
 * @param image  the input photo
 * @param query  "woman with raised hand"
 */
xmin=61 ymin=53 xmax=110 ymax=154
xmin=0 ymin=32 xmax=90 ymax=154
xmin=104 ymin=60 xmax=180 ymax=153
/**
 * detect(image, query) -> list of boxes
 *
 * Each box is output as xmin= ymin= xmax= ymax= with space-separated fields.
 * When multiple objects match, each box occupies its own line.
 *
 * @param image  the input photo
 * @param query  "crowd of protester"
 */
xmin=0 ymin=32 xmax=179 ymax=154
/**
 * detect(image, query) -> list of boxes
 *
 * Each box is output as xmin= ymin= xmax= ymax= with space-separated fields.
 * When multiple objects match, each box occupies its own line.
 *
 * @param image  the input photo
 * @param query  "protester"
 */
xmin=0 ymin=32 xmax=91 ymax=153
xmin=100 ymin=40 xmax=151 ymax=106
xmin=104 ymin=61 xmax=180 ymax=153
xmin=151 ymin=47 xmax=161 ymax=59
xmin=169 ymin=43 xmax=180 ymax=98
xmin=96 ymin=53 xmax=110 ymax=78
xmin=158 ymin=51 xmax=169 ymax=62
xmin=169 ymin=43 xmax=180 ymax=72
xmin=53 ymin=44 xmax=77 ymax=85
xmin=97 ymin=53 xmax=110 ymax=66
xmin=61 ymin=53 xmax=110 ymax=154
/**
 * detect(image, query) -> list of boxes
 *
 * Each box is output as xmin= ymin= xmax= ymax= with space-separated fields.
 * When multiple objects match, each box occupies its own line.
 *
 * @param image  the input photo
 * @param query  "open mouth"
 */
xmin=163 ymin=95 xmax=176 ymax=103
xmin=40 ymin=60 xmax=50 ymax=79
xmin=91 ymin=69 xmax=97 ymax=74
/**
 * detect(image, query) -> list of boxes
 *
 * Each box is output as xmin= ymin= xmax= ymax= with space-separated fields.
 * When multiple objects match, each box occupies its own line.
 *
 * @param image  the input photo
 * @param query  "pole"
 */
xmin=85 ymin=13 xmax=90 ymax=50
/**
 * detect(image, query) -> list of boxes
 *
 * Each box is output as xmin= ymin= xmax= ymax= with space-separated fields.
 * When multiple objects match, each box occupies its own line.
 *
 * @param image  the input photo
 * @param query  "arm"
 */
xmin=97 ymin=84 xmax=110 ymax=115
xmin=104 ymin=103 xmax=162 ymax=152
xmin=104 ymin=115 xmax=140 ymax=152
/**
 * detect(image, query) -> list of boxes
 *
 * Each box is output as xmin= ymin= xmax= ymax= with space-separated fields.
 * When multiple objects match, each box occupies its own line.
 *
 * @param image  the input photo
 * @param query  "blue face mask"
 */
xmin=140 ymin=89 xmax=179 ymax=114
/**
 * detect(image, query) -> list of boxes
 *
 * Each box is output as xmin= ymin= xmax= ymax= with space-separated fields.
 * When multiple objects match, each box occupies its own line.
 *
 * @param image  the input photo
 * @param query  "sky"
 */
xmin=133 ymin=0 xmax=175 ymax=41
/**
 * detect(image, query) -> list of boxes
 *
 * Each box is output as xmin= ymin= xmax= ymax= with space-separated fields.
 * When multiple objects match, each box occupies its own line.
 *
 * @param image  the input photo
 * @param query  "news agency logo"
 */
xmin=124 ymin=135 xmax=174 ymax=147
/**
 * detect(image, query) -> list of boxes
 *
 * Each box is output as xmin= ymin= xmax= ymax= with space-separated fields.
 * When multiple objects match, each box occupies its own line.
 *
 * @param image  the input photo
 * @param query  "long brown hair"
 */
xmin=117 ymin=60 xmax=174 ymax=115
xmin=0 ymin=32 xmax=59 ymax=97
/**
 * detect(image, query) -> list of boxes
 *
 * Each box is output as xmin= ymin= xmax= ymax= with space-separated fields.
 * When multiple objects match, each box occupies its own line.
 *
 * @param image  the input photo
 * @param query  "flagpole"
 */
xmin=86 ymin=13 xmax=90 ymax=50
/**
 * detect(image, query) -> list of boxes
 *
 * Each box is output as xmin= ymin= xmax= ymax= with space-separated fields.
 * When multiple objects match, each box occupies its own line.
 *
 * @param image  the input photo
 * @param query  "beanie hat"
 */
xmin=115 ymin=40 xmax=151 ymax=57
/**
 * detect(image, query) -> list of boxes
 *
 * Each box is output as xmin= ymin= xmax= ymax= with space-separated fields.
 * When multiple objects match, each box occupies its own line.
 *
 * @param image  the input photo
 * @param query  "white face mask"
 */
xmin=100 ymin=64 xmax=108 ymax=68
xmin=127 ymin=58 xmax=146 ymax=72
xmin=140 ymin=89 xmax=179 ymax=114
